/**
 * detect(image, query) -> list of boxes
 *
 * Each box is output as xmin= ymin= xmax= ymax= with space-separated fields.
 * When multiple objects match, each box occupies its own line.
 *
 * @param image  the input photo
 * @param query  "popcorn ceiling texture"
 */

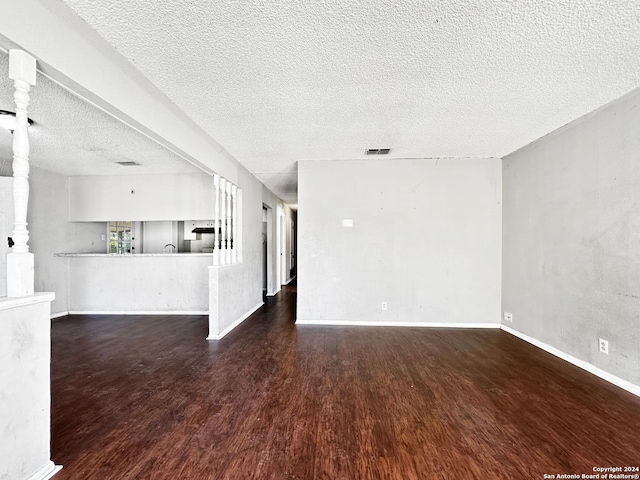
xmin=0 ymin=51 xmax=200 ymax=176
xmin=31 ymin=2 xmax=640 ymax=200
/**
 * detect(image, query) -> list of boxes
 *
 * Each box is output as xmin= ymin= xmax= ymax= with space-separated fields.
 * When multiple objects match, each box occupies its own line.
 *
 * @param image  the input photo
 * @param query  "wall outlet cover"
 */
xmin=599 ymin=338 xmax=609 ymax=354
xmin=504 ymin=311 xmax=513 ymax=322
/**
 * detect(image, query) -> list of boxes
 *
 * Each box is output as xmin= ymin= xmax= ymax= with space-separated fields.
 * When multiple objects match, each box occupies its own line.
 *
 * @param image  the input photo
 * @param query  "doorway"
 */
xmin=281 ymin=213 xmax=286 ymax=286
xmin=262 ymin=206 xmax=268 ymax=297
xmin=277 ymin=209 xmax=287 ymax=288
xmin=264 ymin=204 xmax=276 ymax=296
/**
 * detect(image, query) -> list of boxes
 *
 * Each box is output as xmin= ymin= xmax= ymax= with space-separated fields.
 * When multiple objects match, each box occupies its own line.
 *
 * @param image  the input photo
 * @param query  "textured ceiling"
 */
xmin=0 ymin=50 xmax=201 ymax=177
xmin=12 ymin=2 xmax=640 ymax=202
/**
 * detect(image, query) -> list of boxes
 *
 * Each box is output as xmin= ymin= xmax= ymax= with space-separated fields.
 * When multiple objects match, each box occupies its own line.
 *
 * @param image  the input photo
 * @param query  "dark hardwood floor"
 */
xmin=51 ymin=284 xmax=640 ymax=479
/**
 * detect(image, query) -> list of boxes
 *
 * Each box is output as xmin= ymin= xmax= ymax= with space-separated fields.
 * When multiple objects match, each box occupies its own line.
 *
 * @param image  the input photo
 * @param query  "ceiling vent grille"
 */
xmin=115 ymin=161 xmax=141 ymax=166
xmin=365 ymin=148 xmax=391 ymax=155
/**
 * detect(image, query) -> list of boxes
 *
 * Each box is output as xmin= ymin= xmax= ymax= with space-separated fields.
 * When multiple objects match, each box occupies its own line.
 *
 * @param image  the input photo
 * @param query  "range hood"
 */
xmin=192 ymin=227 xmax=216 ymax=234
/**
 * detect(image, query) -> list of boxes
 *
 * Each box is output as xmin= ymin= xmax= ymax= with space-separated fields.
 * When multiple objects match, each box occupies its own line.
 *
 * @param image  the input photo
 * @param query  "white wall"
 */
xmin=69 ymin=255 xmax=212 ymax=313
xmin=0 ymin=295 xmax=58 ymax=480
xmin=142 ymin=221 xmax=177 ymax=253
xmin=209 ymin=168 xmax=295 ymax=338
xmin=69 ymin=172 xmax=216 ymax=221
xmin=208 ymin=168 xmax=264 ymax=335
xmin=297 ymin=158 xmax=502 ymax=325
xmin=502 ymin=87 xmax=640 ymax=386
xmin=28 ymin=167 xmax=105 ymax=315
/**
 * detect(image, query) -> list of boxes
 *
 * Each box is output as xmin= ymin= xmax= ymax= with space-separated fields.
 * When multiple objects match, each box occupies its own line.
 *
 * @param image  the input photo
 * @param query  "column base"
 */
xmin=7 ymin=252 xmax=34 ymax=297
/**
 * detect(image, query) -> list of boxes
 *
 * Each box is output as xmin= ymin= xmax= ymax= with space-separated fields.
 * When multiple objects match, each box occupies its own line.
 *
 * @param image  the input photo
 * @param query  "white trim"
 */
xmin=266 ymin=287 xmax=281 ymax=297
xmin=207 ymin=301 xmax=264 ymax=340
xmin=284 ymin=275 xmax=297 ymax=285
xmin=501 ymin=325 xmax=640 ymax=398
xmin=51 ymin=311 xmax=69 ymax=319
xmin=26 ymin=461 xmax=62 ymax=480
xmin=296 ymin=320 xmax=501 ymax=328
xmin=0 ymin=292 xmax=55 ymax=311
xmin=68 ymin=310 xmax=208 ymax=315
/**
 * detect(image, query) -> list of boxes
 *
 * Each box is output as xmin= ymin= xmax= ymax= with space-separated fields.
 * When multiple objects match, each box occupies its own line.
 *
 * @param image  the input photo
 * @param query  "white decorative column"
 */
xmin=213 ymin=175 xmax=220 ymax=266
xmin=225 ymin=182 xmax=232 ymax=265
xmin=1 ymin=49 xmax=62 ymax=480
xmin=7 ymin=50 xmax=36 ymax=297
xmin=231 ymin=185 xmax=237 ymax=264
xmin=219 ymin=178 xmax=227 ymax=265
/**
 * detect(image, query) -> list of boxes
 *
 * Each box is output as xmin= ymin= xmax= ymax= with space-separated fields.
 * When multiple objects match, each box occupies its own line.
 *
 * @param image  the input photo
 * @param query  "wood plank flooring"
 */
xmin=51 ymin=284 xmax=640 ymax=479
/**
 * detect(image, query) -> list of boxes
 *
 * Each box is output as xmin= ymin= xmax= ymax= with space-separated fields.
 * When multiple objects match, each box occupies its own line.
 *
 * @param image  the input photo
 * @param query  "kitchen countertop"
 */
xmin=55 ymin=253 xmax=213 ymax=257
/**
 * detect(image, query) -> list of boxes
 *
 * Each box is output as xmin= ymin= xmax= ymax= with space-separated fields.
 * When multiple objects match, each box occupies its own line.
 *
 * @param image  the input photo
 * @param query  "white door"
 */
xmin=0 ymin=177 xmax=14 ymax=297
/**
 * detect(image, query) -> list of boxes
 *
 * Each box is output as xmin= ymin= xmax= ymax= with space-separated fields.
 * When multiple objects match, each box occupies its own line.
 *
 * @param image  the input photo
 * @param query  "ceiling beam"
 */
xmin=0 ymin=0 xmax=240 ymax=183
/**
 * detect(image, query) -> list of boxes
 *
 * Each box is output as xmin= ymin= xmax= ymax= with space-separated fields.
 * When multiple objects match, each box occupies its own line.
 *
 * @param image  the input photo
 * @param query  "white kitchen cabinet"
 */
xmin=184 ymin=220 xmax=198 ymax=240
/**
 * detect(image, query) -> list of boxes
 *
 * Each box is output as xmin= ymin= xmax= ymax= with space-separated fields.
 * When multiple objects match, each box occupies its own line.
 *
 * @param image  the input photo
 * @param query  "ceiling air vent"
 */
xmin=365 ymin=148 xmax=391 ymax=155
xmin=115 ymin=161 xmax=141 ymax=166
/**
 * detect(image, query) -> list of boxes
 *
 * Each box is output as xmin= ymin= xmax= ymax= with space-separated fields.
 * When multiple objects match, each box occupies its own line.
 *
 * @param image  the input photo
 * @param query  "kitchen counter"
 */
xmin=55 ymin=253 xmax=212 ymax=257
xmin=58 ymin=253 xmax=214 ymax=312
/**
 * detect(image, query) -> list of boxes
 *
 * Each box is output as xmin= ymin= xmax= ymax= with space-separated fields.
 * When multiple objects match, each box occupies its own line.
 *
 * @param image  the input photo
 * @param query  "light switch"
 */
xmin=342 ymin=219 xmax=353 ymax=228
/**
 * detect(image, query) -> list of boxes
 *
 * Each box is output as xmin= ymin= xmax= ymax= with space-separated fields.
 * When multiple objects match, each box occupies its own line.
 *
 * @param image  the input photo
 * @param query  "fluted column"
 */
xmin=7 ymin=50 xmax=36 ymax=297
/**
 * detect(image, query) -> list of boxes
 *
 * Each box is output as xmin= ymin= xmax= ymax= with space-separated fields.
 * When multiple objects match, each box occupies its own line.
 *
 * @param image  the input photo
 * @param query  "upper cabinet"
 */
xmin=69 ymin=173 xmax=215 ymax=221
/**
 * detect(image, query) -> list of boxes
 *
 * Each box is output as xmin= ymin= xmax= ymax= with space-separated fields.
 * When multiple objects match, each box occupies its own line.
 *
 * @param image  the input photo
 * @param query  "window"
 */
xmin=109 ymin=221 xmax=134 ymax=254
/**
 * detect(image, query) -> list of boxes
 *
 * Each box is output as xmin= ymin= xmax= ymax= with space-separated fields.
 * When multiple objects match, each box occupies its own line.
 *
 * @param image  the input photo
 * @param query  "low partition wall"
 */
xmin=208 ymin=264 xmax=263 ymax=340
xmin=60 ymin=254 xmax=213 ymax=314
xmin=0 ymin=293 xmax=61 ymax=480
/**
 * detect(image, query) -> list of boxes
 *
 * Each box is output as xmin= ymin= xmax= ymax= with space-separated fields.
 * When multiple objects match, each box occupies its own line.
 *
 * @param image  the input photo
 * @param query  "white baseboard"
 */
xmin=296 ymin=320 xmax=501 ymax=329
xmin=501 ymin=325 xmax=640 ymax=398
xmin=266 ymin=288 xmax=281 ymax=297
xmin=207 ymin=301 xmax=264 ymax=340
xmin=27 ymin=461 xmax=62 ymax=480
xmin=284 ymin=275 xmax=297 ymax=285
xmin=67 ymin=310 xmax=209 ymax=315
xmin=51 ymin=311 xmax=69 ymax=319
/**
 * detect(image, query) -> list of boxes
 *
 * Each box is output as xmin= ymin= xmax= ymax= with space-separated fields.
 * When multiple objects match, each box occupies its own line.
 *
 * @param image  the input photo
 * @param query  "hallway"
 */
xmin=51 ymin=284 xmax=640 ymax=479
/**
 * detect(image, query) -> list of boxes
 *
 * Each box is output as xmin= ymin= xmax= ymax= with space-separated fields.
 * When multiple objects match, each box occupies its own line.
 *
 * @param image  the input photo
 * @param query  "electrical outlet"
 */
xmin=504 ymin=311 xmax=513 ymax=322
xmin=599 ymin=338 xmax=609 ymax=354
xmin=101 ymin=234 xmax=106 ymax=241
xmin=381 ymin=302 xmax=387 ymax=311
